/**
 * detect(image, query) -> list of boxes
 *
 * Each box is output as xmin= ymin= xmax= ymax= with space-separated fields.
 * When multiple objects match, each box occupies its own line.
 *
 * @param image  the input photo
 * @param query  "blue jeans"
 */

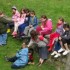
xmin=54 ymin=41 xmax=61 ymax=51
xmin=0 ymin=33 xmax=7 ymax=45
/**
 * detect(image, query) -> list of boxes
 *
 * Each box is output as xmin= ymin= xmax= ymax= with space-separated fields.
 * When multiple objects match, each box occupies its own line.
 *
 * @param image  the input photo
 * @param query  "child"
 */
xmin=18 ymin=8 xmax=30 ymax=36
xmin=51 ymin=41 xmax=61 ymax=58
xmin=12 ymin=8 xmax=26 ymax=37
xmin=36 ymin=15 xmax=52 ymax=36
xmin=28 ymin=30 xmax=48 ymax=66
xmin=5 ymin=43 xmax=29 ymax=69
xmin=58 ymin=24 xmax=70 ymax=55
xmin=48 ymin=17 xmax=64 ymax=51
xmin=24 ymin=10 xmax=38 ymax=37
xmin=28 ymin=48 xmax=34 ymax=64
xmin=0 ymin=12 xmax=13 ymax=46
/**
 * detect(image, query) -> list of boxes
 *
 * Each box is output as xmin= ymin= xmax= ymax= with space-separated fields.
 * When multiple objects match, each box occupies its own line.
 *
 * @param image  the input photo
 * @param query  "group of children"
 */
xmin=0 ymin=6 xmax=70 ymax=69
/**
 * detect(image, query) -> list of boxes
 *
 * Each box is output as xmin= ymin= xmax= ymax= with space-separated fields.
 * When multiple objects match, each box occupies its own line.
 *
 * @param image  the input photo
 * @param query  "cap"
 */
xmin=12 ymin=6 xmax=17 ymax=10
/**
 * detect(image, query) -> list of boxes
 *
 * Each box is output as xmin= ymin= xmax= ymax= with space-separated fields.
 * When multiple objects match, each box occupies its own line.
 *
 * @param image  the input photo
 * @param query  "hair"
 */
xmin=25 ymin=8 xmax=30 ymax=14
xmin=29 ymin=48 xmax=34 ymax=55
xmin=30 ymin=10 xmax=35 ymax=15
xmin=30 ymin=30 xmax=38 ymax=40
xmin=20 ymin=8 xmax=26 ymax=14
xmin=59 ymin=17 xmax=64 ymax=22
xmin=0 ymin=11 xmax=3 ymax=15
xmin=41 ymin=15 xmax=48 ymax=20
xmin=63 ymin=24 xmax=70 ymax=29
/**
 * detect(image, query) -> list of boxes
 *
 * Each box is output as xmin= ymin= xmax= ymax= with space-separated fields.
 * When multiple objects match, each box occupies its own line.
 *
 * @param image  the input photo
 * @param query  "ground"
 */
xmin=0 ymin=0 xmax=70 ymax=70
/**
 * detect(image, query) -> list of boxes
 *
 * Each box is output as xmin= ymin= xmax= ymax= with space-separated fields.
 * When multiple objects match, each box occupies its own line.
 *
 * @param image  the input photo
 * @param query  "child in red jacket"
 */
xmin=28 ymin=48 xmax=34 ymax=65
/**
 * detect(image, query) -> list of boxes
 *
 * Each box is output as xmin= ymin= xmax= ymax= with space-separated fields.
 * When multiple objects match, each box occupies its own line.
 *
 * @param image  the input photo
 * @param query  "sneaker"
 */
xmin=5 ymin=56 xmax=9 ymax=61
xmin=12 ymin=32 xmax=17 ymax=36
xmin=51 ymin=51 xmax=57 ymax=56
xmin=54 ymin=53 xmax=61 ymax=58
xmin=7 ymin=29 xmax=11 ymax=33
xmin=63 ymin=50 xmax=70 ymax=56
xmin=58 ymin=48 xmax=65 ymax=53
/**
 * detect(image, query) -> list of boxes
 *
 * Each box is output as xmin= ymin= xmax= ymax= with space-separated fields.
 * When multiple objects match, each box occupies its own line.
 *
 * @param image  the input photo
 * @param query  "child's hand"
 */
xmin=59 ymin=37 xmax=62 ymax=40
xmin=29 ymin=25 xmax=33 ymax=28
xmin=41 ymin=26 xmax=43 ymax=29
xmin=39 ymin=35 xmax=44 ymax=41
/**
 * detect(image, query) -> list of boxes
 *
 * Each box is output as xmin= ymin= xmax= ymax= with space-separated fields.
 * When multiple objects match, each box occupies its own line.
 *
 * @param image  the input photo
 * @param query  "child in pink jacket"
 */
xmin=36 ymin=15 xmax=53 ymax=36
xmin=12 ymin=8 xmax=26 ymax=37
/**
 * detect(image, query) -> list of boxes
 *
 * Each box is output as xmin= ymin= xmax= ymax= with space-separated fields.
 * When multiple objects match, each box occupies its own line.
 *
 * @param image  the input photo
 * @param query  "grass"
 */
xmin=0 ymin=0 xmax=70 ymax=70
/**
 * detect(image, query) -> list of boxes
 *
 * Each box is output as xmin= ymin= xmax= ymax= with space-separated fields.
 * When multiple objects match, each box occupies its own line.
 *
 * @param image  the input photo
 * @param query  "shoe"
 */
xmin=5 ymin=56 xmax=9 ymax=61
xmin=7 ymin=29 xmax=10 ymax=33
xmin=51 ymin=51 xmax=57 ymax=56
xmin=54 ymin=53 xmax=61 ymax=58
xmin=58 ymin=48 xmax=65 ymax=53
xmin=12 ymin=32 xmax=17 ymax=36
xmin=63 ymin=50 xmax=70 ymax=56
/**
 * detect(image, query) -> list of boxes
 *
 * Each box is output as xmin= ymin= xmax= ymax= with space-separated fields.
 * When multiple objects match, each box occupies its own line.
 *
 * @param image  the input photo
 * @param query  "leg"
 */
xmin=24 ymin=26 xmax=30 ymax=35
xmin=62 ymin=39 xmax=70 ymax=50
xmin=7 ymin=56 xmax=17 ymax=62
xmin=39 ymin=58 xmax=44 ymax=64
xmin=18 ymin=23 xmax=28 ymax=35
xmin=13 ymin=23 xmax=19 ymax=33
xmin=36 ymin=26 xmax=42 ymax=34
xmin=28 ymin=27 xmax=34 ymax=36
xmin=40 ymin=30 xmax=52 ymax=36
xmin=61 ymin=39 xmax=70 ymax=55
xmin=11 ymin=64 xmax=22 ymax=69
xmin=0 ymin=35 xmax=3 ymax=46
xmin=2 ymin=33 xmax=7 ymax=45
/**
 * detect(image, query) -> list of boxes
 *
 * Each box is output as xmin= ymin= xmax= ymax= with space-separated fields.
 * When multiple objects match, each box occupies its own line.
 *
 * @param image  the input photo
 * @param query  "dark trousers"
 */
xmin=8 ymin=56 xmax=23 ymax=69
xmin=8 ymin=56 xmax=17 ymax=62
xmin=62 ymin=38 xmax=70 ymax=45
xmin=54 ymin=41 xmax=61 ymax=51
xmin=11 ymin=64 xmax=22 ymax=69
xmin=7 ymin=23 xmax=14 ymax=29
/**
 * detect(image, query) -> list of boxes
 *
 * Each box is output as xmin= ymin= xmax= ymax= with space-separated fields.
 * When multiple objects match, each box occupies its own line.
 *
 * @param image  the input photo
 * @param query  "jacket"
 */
xmin=13 ymin=48 xmax=28 ymax=67
xmin=61 ymin=30 xmax=70 ymax=40
xmin=0 ymin=15 xmax=13 ymax=34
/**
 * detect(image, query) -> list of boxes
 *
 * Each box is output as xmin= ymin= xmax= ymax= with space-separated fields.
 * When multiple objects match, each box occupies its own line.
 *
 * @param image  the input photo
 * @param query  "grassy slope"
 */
xmin=0 ymin=0 xmax=70 ymax=70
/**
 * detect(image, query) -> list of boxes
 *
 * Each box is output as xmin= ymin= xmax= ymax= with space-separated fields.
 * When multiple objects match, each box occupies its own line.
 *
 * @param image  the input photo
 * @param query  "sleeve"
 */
xmin=1 ymin=16 xmax=14 ymax=24
xmin=43 ymin=38 xmax=48 ymax=44
xmin=61 ymin=31 xmax=70 ymax=39
xmin=16 ymin=50 xmax=23 ymax=58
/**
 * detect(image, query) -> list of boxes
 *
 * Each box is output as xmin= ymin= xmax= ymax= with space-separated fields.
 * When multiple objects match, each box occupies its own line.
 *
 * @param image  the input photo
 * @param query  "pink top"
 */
xmin=17 ymin=14 xmax=26 ymax=25
xmin=12 ymin=10 xmax=20 ymax=22
xmin=42 ymin=19 xmax=53 ymax=31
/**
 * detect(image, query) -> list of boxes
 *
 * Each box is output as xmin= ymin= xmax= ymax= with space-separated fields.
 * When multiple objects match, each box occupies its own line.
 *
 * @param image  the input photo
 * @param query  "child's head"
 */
xmin=22 ymin=43 xmax=27 ymax=48
xmin=20 ymin=8 xmax=27 ymax=14
xmin=58 ymin=17 xmax=64 ymax=24
xmin=30 ymin=30 xmax=38 ymax=40
xmin=28 ymin=48 xmax=34 ymax=55
xmin=0 ymin=11 xmax=4 ymax=17
xmin=40 ymin=15 xmax=48 ymax=23
xmin=25 ymin=9 xmax=30 ymax=16
xmin=63 ymin=24 xmax=70 ymax=31
xmin=12 ymin=6 xmax=17 ymax=14
xmin=30 ymin=10 xmax=35 ymax=17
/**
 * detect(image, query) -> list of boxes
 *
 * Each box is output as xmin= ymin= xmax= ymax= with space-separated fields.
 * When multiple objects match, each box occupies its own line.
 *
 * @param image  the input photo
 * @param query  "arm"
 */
xmin=27 ymin=39 xmax=34 ymax=47
xmin=39 ymin=35 xmax=48 ymax=44
xmin=0 ymin=16 xmax=14 ymax=24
